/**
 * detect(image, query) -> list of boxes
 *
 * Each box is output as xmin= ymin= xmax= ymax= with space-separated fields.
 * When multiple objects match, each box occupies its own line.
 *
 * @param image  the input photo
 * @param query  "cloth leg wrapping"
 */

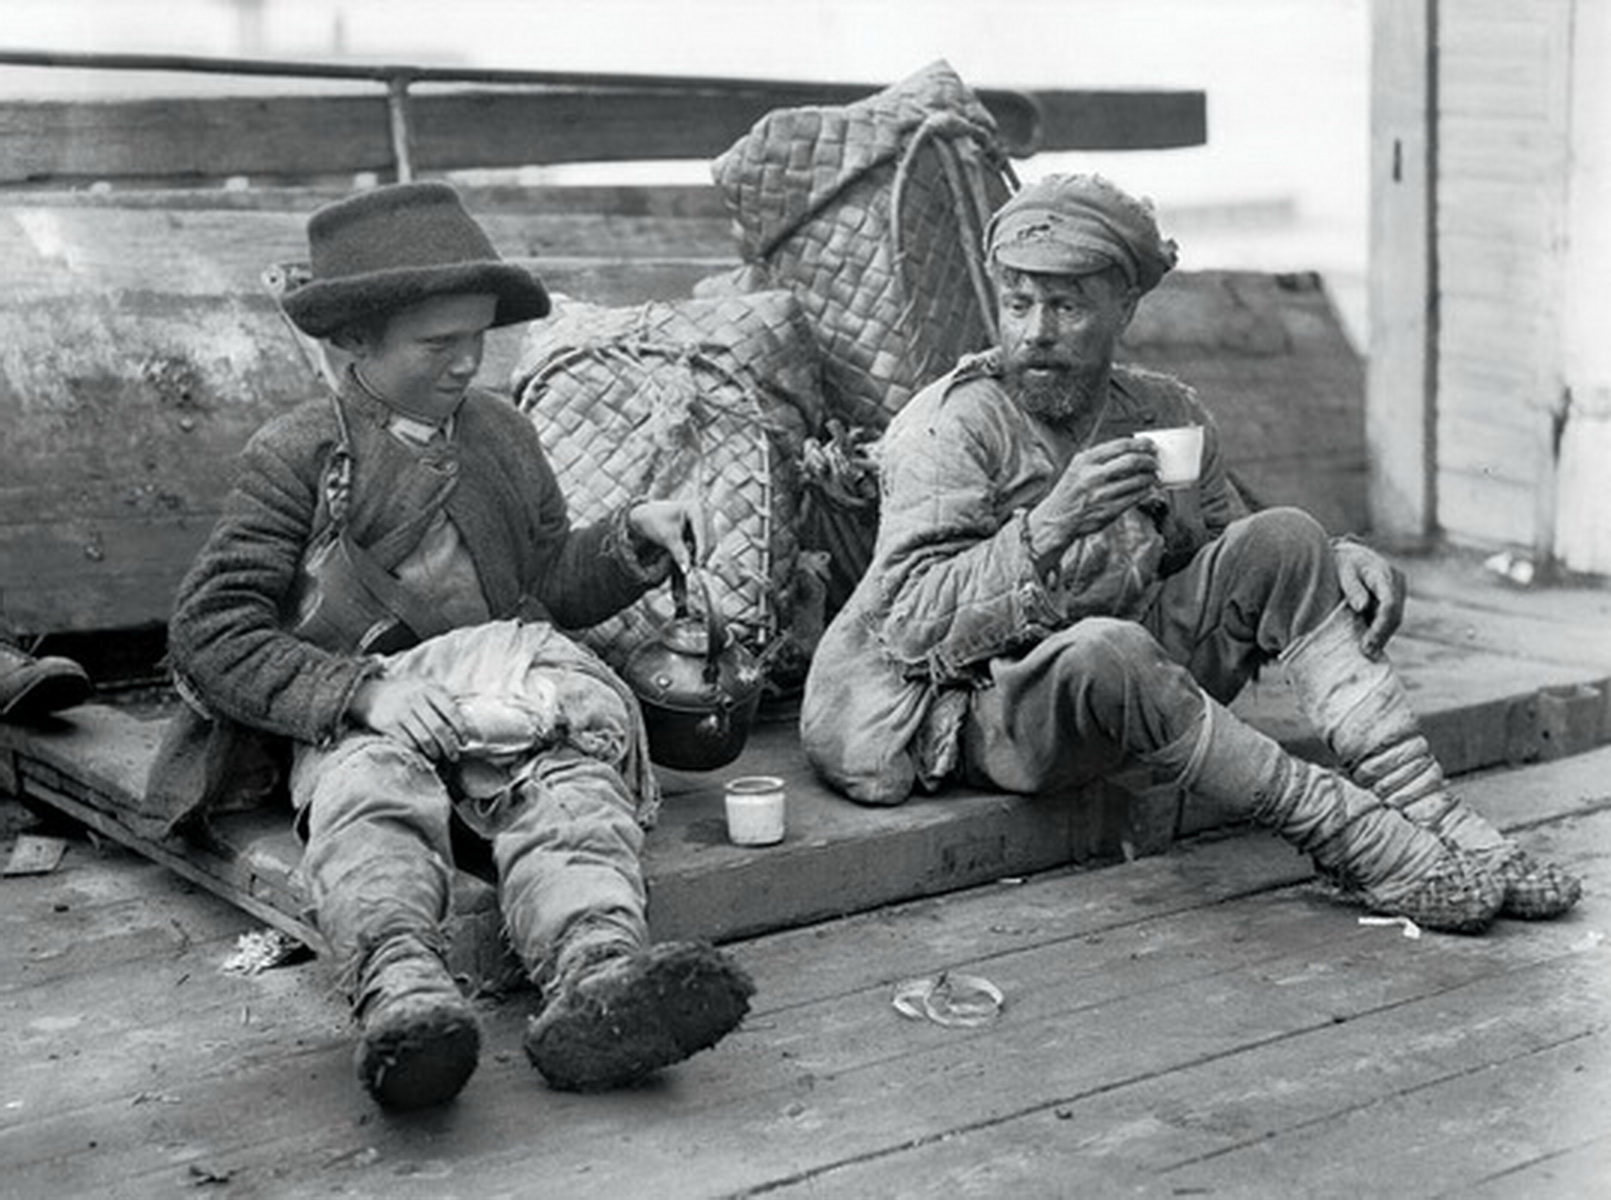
xmin=1171 ymin=698 xmax=1501 ymax=932
xmin=293 ymin=734 xmax=456 ymax=984
xmin=1174 ymin=699 xmax=1441 ymax=887
xmin=1282 ymin=603 xmax=1505 ymax=852
xmin=1283 ymin=602 xmax=1581 ymax=918
xmin=491 ymin=747 xmax=649 ymax=991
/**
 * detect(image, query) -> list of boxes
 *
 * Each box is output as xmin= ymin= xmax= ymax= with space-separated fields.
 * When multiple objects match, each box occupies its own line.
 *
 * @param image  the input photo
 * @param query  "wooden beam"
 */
xmin=1366 ymin=0 xmax=1439 ymax=543
xmin=0 ymin=83 xmax=1205 ymax=186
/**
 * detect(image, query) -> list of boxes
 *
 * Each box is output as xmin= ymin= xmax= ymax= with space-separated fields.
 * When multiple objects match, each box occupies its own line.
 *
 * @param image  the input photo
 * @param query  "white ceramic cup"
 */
xmin=724 ymin=775 xmax=786 ymax=846
xmin=1136 ymin=425 xmax=1205 ymax=486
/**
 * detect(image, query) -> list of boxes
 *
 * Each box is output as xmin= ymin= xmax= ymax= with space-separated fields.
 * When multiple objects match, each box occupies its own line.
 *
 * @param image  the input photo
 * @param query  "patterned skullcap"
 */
xmin=985 ymin=173 xmax=1178 ymax=294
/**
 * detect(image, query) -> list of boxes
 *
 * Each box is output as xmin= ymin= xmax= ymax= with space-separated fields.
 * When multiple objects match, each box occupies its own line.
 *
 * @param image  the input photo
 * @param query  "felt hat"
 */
xmin=281 ymin=181 xmax=551 ymax=338
xmin=986 ymin=173 xmax=1178 ymax=294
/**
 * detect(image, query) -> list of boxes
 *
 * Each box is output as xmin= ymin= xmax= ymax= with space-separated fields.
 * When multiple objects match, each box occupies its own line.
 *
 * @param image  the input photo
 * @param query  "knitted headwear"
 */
xmin=281 ymin=181 xmax=550 ymax=338
xmin=985 ymin=173 xmax=1178 ymax=294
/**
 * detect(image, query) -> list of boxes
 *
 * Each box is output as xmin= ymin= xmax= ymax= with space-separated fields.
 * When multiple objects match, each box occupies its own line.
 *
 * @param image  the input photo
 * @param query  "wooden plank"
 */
xmin=1 ymin=854 xmax=255 ymax=994
xmin=24 ymin=823 xmax=1599 ymax=1200
xmin=766 ymin=940 xmax=1611 ymax=1198
xmin=13 ymin=773 xmax=319 ymax=951
xmin=1366 ymin=0 xmax=1436 ymax=544
xmin=1161 ymin=1001 xmax=1611 ymax=1197
xmin=3 ymin=775 xmax=1604 ymax=1198
xmin=0 ymin=84 xmax=1207 ymax=186
xmin=1462 ymin=1131 xmax=1611 ymax=1199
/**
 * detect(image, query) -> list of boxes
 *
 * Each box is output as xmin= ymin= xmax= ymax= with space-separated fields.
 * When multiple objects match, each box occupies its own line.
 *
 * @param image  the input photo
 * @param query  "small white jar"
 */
xmin=723 ymin=775 xmax=786 ymax=846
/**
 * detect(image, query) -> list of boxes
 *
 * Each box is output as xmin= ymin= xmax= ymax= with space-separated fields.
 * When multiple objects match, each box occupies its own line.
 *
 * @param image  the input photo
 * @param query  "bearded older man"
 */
xmin=801 ymin=173 xmax=1579 ymax=934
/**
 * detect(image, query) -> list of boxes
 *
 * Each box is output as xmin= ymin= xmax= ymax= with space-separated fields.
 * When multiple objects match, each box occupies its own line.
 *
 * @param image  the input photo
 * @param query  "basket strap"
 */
xmin=889 ymin=109 xmax=1017 ymax=347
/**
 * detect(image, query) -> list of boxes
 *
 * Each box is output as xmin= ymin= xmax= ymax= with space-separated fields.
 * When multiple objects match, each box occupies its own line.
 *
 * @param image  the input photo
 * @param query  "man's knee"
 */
xmin=1220 ymin=508 xmax=1336 ymax=597
xmin=1232 ymin=507 xmax=1329 ymax=562
xmin=1049 ymin=618 xmax=1184 ymax=710
xmin=1059 ymin=617 xmax=1170 ymax=675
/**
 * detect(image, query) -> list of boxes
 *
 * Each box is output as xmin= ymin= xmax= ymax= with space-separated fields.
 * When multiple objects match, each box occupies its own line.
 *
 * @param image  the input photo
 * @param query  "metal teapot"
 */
xmin=621 ymin=564 xmax=765 ymax=771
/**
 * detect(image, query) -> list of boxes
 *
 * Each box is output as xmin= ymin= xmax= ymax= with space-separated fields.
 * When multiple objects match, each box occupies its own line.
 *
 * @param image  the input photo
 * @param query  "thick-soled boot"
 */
xmin=1285 ymin=604 xmax=1581 ymax=919
xmin=1170 ymin=700 xmax=1504 ymax=933
xmin=351 ymin=933 xmax=481 ymax=1110
xmin=523 ymin=938 xmax=755 ymax=1092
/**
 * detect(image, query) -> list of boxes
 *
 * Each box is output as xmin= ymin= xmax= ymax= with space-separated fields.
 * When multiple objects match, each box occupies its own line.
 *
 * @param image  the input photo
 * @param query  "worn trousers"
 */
xmin=961 ymin=507 xmax=1342 ymax=794
xmin=291 ymin=732 xmax=648 ymax=988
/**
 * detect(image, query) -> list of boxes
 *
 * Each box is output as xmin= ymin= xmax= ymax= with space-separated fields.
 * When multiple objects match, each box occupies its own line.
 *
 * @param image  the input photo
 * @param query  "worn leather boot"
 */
xmin=523 ymin=939 xmax=755 ymax=1092
xmin=351 ymin=933 xmax=480 ymax=1110
xmin=1284 ymin=604 xmax=1581 ymax=919
xmin=1168 ymin=699 xmax=1504 ymax=934
xmin=0 ymin=636 xmax=91 ymax=722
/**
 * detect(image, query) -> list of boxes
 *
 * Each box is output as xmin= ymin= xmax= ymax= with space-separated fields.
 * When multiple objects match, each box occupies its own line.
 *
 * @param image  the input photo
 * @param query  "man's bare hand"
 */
xmin=1335 ymin=539 xmax=1406 ymax=657
xmin=348 ymin=675 xmax=469 ymax=761
xmin=1027 ymin=436 xmax=1160 ymax=559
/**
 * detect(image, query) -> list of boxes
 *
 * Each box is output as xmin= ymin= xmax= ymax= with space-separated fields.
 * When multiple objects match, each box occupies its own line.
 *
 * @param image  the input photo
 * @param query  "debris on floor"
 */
xmin=3 ymin=833 xmax=68 ymax=876
xmin=221 ymin=928 xmax=311 ymax=975
xmin=892 ymin=972 xmax=1005 ymax=1027
xmin=1358 ymin=914 xmax=1423 ymax=939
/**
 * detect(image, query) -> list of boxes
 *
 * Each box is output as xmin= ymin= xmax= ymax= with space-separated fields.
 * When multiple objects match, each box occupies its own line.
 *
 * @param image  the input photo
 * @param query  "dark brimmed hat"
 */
xmin=281 ymin=181 xmax=551 ymax=338
xmin=986 ymin=173 xmax=1178 ymax=295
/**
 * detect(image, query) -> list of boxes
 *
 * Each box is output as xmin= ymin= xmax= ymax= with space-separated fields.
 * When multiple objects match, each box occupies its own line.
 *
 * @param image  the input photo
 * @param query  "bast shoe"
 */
xmin=1351 ymin=848 xmax=1505 ymax=935
xmin=0 ymin=639 xmax=91 ymax=723
xmin=1480 ymin=845 xmax=1583 ymax=920
xmin=524 ymin=940 xmax=754 ymax=1092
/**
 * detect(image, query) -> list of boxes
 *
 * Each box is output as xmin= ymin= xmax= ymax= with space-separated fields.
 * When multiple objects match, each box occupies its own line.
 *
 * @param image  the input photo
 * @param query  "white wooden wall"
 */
xmin=1554 ymin=0 xmax=1611 ymax=574
xmin=1435 ymin=0 xmax=1572 ymax=552
xmin=1369 ymin=0 xmax=1611 ymax=575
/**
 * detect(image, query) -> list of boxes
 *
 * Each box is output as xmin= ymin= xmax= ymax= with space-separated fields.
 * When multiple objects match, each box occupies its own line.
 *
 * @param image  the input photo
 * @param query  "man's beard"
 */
xmin=1002 ymin=360 xmax=1106 ymax=424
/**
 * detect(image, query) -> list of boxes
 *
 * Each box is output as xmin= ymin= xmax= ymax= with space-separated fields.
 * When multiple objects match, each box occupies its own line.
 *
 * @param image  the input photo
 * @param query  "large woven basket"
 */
xmin=512 ymin=292 xmax=825 ymax=673
xmin=711 ymin=60 xmax=1015 ymax=429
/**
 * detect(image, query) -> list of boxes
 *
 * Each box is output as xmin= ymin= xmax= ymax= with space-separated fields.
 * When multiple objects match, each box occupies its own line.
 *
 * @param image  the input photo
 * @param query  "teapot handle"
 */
xmin=669 ymin=561 xmax=728 ymax=688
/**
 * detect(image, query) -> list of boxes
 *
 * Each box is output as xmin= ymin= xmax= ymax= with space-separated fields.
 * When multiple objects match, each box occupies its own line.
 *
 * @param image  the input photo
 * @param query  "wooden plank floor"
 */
xmin=4 ymin=739 xmax=1608 ymax=1199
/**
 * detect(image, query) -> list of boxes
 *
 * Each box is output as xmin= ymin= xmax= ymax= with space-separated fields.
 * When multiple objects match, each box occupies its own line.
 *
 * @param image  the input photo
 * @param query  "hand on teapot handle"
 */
xmin=627 ymin=499 xmax=710 ymax=574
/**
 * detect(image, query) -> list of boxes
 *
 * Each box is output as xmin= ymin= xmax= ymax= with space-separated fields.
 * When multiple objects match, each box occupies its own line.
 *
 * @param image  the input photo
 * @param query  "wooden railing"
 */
xmin=0 ymin=49 xmax=1206 ymax=187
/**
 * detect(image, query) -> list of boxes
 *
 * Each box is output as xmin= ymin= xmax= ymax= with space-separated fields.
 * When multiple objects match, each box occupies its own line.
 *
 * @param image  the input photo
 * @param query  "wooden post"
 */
xmin=1366 ymin=0 xmax=1438 ymax=544
xmin=1553 ymin=0 xmax=1611 ymax=573
xmin=386 ymin=74 xmax=414 ymax=183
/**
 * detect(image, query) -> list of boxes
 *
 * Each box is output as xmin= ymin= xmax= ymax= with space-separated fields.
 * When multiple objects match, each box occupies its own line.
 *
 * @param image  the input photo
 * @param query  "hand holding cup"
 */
xmin=1134 ymin=425 xmax=1204 ymax=487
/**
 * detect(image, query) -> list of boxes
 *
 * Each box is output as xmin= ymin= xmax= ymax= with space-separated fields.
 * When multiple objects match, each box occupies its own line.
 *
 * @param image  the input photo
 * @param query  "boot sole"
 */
xmin=356 ymin=1005 xmax=481 ymax=1111
xmin=525 ymin=942 xmax=754 ymax=1092
xmin=1 ymin=670 xmax=91 ymax=722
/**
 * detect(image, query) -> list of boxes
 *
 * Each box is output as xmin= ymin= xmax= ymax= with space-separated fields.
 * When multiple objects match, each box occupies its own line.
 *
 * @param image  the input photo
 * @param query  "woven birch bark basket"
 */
xmin=512 ymin=292 xmax=826 ymax=678
xmin=710 ymin=59 xmax=1016 ymax=431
